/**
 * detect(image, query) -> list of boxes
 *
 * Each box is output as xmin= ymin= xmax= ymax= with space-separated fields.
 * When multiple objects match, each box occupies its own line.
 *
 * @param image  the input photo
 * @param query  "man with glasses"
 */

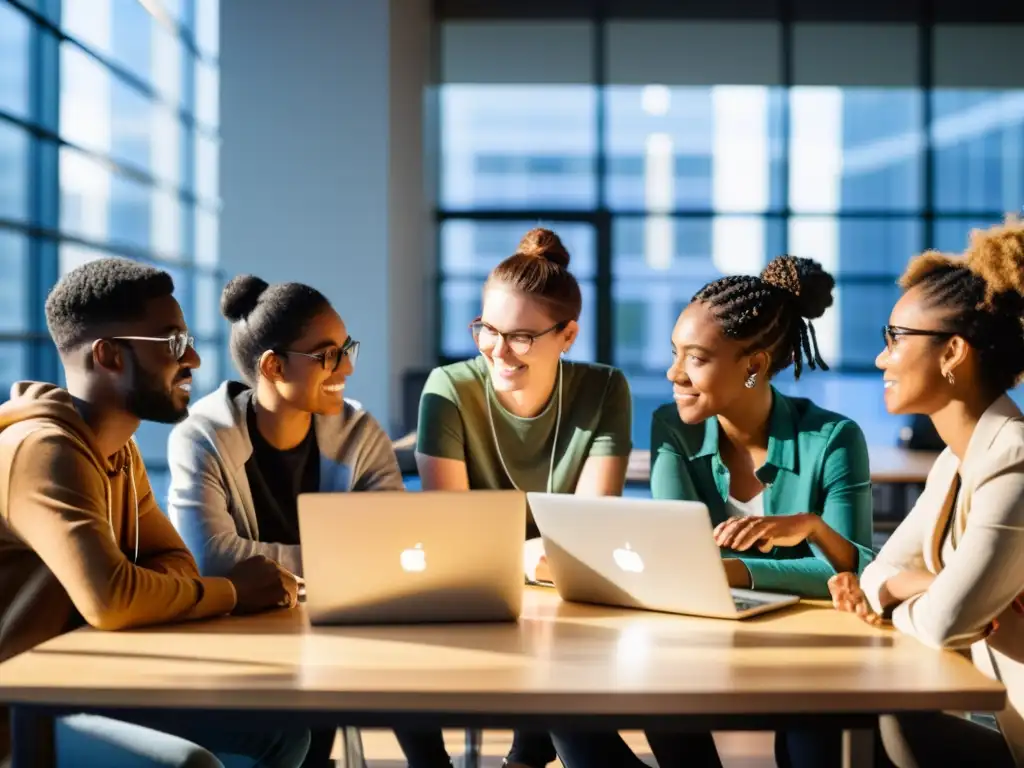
xmin=0 ymin=258 xmax=310 ymax=767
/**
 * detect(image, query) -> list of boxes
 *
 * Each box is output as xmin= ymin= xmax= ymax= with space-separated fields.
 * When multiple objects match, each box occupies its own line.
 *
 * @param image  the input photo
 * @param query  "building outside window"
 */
xmin=435 ymin=13 xmax=1024 ymax=450
xmin=0 ymin=0 xmax=224 ymax=506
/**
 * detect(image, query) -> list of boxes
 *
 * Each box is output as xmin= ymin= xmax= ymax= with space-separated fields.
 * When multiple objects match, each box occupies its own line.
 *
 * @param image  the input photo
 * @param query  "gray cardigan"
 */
xmin=167 ymin=381 xmax=404 ymax=577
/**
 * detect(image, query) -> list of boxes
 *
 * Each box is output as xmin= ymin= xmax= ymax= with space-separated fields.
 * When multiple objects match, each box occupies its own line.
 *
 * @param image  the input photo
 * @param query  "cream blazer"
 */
xmin=861 ymin=395 xmax=1024 ymax=765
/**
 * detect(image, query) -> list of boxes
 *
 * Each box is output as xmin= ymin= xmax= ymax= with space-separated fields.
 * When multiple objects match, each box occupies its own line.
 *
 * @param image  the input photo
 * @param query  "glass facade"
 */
xmin=0 ymin=0 xmax=223 ymax=505
xmin=436 ymin=17 xmax=1024 ymax=450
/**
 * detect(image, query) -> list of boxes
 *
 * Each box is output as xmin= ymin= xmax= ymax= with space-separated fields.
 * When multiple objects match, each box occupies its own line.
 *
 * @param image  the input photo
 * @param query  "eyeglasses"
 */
xmin=469 ymin=319 xmax=566 ymax=356
xmin=882 ymin=325 xmax=955 ymax=351
xmin=111 ymin=331 xmax=195 ymax=360
xmin=277 ymin=336 xmax=360 ymax=372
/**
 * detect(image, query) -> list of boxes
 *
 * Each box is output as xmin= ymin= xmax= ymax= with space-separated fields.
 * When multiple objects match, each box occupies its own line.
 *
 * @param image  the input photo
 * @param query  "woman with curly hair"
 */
xmin=550 ymin=254 xmax=875 ymax=768
xmin=830 ymin=219 xmax=1024 ymax=767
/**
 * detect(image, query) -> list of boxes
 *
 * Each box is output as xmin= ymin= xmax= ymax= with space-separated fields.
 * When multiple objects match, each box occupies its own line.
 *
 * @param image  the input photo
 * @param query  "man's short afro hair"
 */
xmin=45 ymin=257 xmax=175 ymax=353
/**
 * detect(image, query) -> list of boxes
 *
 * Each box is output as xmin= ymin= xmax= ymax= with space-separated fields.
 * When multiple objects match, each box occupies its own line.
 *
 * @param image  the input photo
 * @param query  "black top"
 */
xmin=244 ymin=397 xmax=320 ymax=545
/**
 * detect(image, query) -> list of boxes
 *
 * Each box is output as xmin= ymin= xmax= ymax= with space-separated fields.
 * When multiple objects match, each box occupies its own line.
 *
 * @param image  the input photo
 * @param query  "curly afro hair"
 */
xmin=899 ymin=218 xmax=1024 ymax=393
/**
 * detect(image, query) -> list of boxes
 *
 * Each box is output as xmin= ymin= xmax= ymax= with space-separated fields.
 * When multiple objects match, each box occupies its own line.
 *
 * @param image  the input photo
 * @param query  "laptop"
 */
xmin=297 ymin=490 xmax=526 ymax=625
xmin=527 ymin=493 xmax=800 ymax=620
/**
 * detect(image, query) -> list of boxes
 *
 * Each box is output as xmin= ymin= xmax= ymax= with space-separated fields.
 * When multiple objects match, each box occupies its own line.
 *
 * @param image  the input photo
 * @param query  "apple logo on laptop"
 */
xmin=613 ymin=542 xmax=644 ymax=573
xmin=400 ymin=543 xmax=426 ymax=572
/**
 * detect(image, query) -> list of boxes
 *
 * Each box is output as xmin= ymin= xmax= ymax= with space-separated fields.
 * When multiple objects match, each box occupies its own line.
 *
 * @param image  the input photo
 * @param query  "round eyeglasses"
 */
xmin=881 ymin=325 xmax=954 ymax=351
xmin=110 ymin=331 xmax=195 ymax=360
xmin=469 ymin=319 xmax=566 ymax=356
xmin=277 ymin=337 xmax=360 ymax=372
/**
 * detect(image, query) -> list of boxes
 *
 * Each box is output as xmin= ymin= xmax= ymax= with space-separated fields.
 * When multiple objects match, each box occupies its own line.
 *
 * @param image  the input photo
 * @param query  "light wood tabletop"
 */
xmin=0 ymin=587 xmax=1000 ymax=717
xmin=862 ymin=446 xmax=940 ymax=485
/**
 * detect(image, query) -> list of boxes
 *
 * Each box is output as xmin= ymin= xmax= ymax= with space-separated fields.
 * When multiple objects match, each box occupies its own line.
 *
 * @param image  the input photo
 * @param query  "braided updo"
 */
xmin=693 ymin=255 xmax=836 ymax=379
xmin=899 ymin=218 xmax=1024 ymax=394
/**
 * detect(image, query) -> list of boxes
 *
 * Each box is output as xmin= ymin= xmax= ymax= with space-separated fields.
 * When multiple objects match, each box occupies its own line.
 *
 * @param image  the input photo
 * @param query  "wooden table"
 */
xmin=863 ymin=447 xmax=939 ymax=485
xmin=393 ymin=437 xmax=939 ymax=488
xmin=0 ymin=588 xmax=1002 ymax=768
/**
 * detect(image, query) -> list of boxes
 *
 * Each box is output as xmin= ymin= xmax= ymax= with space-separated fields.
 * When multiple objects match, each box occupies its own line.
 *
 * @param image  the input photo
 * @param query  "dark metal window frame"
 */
xmin=432 ymin=0 xmax=1022 ymax=375
xmin=1 ymin=0 xmax=227 ymax=390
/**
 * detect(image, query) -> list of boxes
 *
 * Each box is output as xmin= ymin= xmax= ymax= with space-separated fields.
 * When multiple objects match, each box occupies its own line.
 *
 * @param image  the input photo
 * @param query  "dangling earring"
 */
xmin=946 ymin=371 xmax=955 ymax=385
xmin=744 ymin=372 xmax=757 ymax=389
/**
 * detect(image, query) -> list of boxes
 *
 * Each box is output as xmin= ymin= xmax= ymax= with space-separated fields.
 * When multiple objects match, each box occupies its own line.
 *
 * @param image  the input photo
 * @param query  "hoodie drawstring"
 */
xmin=105 ymin=456 xmax=139 ymax=564
xmin=127 ymin=453 xmax=139 ymax=564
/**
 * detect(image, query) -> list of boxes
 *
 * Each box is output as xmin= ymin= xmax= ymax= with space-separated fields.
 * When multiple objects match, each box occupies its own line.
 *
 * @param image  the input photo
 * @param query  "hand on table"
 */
xmin=828 ymin=572 xmax=883 ymax=627
xmin=714 ymin=514 xmax=818 ymax=553
xmin=227 ymin=555 xmax=300 ymax=614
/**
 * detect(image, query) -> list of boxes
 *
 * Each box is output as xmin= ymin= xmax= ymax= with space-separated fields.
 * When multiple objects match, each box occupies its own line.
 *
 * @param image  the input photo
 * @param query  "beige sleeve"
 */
xmin=891 ymin=446 xmax=1024 ymax=649
xmin=860 ymin=454 xmax=949 ymax=614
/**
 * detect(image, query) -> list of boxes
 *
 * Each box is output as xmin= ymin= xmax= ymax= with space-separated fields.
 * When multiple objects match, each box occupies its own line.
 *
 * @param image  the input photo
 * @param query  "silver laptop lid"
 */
xmin=298 ymin=490 xmax=526 ymax=624
xmin=527 ymin=493 xmax=740 ymax=617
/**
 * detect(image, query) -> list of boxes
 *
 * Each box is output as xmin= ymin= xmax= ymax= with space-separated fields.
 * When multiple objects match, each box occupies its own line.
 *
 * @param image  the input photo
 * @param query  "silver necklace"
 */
xmin=486 ymin=360 xmax=562 ymax=494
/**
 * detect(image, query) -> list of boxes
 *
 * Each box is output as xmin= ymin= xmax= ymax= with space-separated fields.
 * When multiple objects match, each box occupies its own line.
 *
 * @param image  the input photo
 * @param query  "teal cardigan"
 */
xmin=650 ymin=389 xmax=875 ymax=598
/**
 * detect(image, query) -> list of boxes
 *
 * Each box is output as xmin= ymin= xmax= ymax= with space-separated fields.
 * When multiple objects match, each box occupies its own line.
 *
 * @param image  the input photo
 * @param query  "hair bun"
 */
xmin=761 ymin=255 xmax=835 ymax=320
xmin=221 ymin=274 xmax=270 ymax=322
xmin=517 ymin=227 xmax=571 ymax=268
xmin=965 ymin=217 xmax=1024 ymax=311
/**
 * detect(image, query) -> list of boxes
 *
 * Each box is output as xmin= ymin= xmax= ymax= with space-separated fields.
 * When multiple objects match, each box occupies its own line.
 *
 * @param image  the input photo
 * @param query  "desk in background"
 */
xmin=622 ymin=447 xmax=938 ymax=487
xmin=394 ymin=436 xmax=939 ymax=521
xmin=0 ymin=587 xmax=1001 ymax=768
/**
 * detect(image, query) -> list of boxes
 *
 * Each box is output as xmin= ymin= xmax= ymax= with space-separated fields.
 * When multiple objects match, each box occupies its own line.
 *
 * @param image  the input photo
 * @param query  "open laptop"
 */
xmin=297 ymin=490 xmax=526 ymax=625
xmin=527 ymin=493 xmax=799 ymax=619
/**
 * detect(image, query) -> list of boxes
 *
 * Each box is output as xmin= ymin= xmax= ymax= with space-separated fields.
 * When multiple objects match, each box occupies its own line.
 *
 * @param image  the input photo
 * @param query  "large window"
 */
xmin=436 ymin=11 xmax=1024 ymax=449
xmin=0 ymin=0 xmax=223 ymax=505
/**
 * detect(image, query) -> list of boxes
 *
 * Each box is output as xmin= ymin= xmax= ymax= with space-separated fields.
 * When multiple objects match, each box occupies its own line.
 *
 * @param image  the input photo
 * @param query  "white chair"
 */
xmin=340 ymin=726 xmax=365 ymax=768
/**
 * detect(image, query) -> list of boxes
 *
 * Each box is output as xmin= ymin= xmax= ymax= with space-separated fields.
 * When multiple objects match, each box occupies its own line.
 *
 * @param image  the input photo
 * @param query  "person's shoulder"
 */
xmin=423 ymin=358 xmax=487 ymax=400
xmin=966 ymin=402 xmax=1024 ymax=481
xmin=339 ymin=399 xmax=387 ymax=436
xmin=170 ymin=381 xmax=248 ymax=442
xmin=652 ymin=402 xmax=681 ymax=426
xmin=784 ymin=393 xmax=866 ymax=446
xmin=565 ymin=361 xmax=629 ymax=393
xmin=651 ymin=402 xmax=704 ymax=448
xmin=4 ymin=421 xmax=103 ymax=479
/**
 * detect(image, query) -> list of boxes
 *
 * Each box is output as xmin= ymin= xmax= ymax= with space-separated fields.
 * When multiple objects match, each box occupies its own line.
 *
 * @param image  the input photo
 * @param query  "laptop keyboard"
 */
xmin=733 ymin=596 xmax=767 ymax=612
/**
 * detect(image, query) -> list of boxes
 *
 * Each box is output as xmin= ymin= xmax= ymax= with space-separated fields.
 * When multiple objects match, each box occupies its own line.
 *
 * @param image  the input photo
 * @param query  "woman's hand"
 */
xmin=828 ymin=572 xmax=883 ymax=626
xmin=714 ymin=514 xmax=819 ymax=552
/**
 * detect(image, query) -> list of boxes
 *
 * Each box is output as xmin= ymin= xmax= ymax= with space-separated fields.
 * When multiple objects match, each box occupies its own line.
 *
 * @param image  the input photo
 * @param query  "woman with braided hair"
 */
xmin=829 ymin=219 xmax=1024 ymax=767
xmin=648 ymin=254 xmax=875 ymax=600
xmin=549 ymin=254 xmax=874 ymax=768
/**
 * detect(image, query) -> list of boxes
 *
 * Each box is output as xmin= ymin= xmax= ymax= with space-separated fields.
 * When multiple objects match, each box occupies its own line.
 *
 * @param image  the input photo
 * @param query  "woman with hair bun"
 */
xmin=166 ymin=275 xmax=405 ymax=766
xmin=830 ymin=219 xmax=1024 ymax=766
xmin=551 ymin=255 xmax=875 ymax=768
xmin=399 ymin=227 xmax=634 ymax=768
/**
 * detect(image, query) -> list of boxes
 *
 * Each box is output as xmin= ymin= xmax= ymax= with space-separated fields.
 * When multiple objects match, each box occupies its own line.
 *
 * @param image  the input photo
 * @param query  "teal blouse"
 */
xmin=650 ymin=389 xmax=875 ymax=598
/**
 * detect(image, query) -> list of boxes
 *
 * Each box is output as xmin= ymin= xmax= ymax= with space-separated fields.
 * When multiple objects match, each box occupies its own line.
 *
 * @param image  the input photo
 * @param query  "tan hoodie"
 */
xmin=0 ymin=383 xmax=237 ymax=755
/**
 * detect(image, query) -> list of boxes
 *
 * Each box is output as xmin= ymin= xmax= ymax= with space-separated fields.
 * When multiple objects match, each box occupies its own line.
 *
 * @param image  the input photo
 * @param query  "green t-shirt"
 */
xmin=649 ymin=387 xmax=875 ymax=598
xmin=417 ymin=356 xmax=633 ymax=538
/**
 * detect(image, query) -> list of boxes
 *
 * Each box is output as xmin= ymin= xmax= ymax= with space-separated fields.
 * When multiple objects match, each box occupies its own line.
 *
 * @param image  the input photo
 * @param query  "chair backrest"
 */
xmin=899 ymin=414 xmax=945 ymax=451
xmin=400 ymin=368 xmax=432 ymax=437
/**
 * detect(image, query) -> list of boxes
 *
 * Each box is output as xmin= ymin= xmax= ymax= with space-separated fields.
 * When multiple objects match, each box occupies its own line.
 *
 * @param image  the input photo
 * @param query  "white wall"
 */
xmin=220 ymin=0 xmax=434 ymax=433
